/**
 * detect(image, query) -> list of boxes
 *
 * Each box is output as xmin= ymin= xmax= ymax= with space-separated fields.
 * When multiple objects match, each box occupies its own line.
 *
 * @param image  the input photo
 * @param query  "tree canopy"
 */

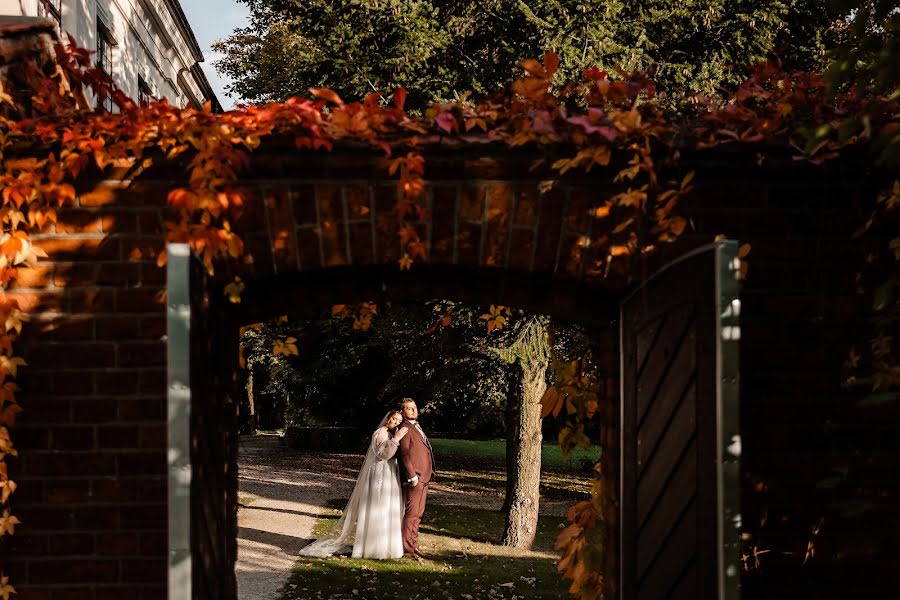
xmin=214 ymin=0 xmax=842 ymax=109
xmin=239 ymin=300 xmax=605 ymax=440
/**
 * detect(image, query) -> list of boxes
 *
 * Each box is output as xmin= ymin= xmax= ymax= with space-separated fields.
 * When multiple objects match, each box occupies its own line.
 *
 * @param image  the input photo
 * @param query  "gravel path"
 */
xmin=236 ymin=434 xmax=576 ymax=599
xmin=236 ymin=436 xmax=360 ymax=600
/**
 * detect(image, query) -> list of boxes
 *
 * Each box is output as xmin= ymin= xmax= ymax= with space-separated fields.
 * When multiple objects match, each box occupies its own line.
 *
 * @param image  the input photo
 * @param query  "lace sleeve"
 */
xmin=373 ymin=428 xmax=399 ymax=460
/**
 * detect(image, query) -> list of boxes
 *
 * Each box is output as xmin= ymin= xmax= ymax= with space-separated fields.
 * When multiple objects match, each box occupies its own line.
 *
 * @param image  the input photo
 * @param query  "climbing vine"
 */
xmin=0 ymin=34 xmax=895 ymax=598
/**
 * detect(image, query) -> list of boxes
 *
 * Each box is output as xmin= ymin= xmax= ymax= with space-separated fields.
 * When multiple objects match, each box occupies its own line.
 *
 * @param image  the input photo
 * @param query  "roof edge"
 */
xmin=160 ymin=0 xmax=204 ymax=62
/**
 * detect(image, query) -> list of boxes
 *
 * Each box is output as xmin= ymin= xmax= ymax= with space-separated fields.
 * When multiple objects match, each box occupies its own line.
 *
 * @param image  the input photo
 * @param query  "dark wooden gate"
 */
xmin=167 ymin=243 xmax=239 ymax=599
xmin=619 ymin=241 xmax=741 ymax=600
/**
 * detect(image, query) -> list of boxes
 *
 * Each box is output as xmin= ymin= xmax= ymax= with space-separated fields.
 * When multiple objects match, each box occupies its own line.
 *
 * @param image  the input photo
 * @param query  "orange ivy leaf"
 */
xmin=669 ymin=217 xmax=687 ymax=235
xmin=223 ymin=277 xmax=245 ymax=304
xmin=0 ymin=401 xmax=21 ymax=428
xmin=0 ymin=477 xmax=16 ymax=504
xmin=272 ymin=337 xmax=299 ymax=357
xmin=481 ymin=304 xmax=510 ymax=333
xmin=540 ymin=387 xmax=563 ymax=418
xmin=519 ymin=58 xmax=547 ymax=79
xmin=0 ymin=427 xmax=15 ymax=457
xmin=0 ymin=509 xmax=20 ymax=536
xmin=309 ymin=87 xmax=344 ymax=107
xmin=0 ymin=357 xmax=26 ymax=379
xmin=555 ymin=522 xmax=583 ymax=551
xmin=0 ymin=573 xmax=15 ymax=600
xmin=593 ymin=205 xmax=611 ymax=219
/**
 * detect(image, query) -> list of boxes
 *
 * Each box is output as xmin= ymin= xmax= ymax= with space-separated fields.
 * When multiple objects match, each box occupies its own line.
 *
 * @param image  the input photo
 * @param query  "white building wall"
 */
xmin=0 ymin=0 xmax=213 ymax=110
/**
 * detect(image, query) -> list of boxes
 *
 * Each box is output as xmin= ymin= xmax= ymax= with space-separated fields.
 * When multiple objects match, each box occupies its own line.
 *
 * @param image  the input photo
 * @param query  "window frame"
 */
xmin=95 ymin=17 xmax=117 ymax=111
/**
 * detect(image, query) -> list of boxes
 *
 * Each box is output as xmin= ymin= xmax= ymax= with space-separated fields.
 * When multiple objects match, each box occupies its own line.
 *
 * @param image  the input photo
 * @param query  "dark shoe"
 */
xmin=414 ymin=549 xmax=432 ymax=560
xmin=403 ymin=553 xmax=420 ymax=560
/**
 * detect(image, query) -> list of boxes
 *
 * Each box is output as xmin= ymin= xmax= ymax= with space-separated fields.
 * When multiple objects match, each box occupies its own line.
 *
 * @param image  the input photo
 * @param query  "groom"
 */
xmin=397 ymin=397 xmax=434 ymax=559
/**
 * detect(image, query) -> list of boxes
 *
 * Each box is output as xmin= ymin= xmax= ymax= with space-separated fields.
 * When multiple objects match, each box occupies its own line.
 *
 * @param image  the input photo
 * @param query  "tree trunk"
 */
xmin=501 ymin=358 xmax=547 ymax=549
xmin=243 ymin=369 xmax=256 ymax=434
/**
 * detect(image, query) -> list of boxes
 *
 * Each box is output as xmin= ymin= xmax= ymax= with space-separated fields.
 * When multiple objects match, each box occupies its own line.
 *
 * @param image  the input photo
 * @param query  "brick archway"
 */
xmin=181 ymin=259 xmax=624 ymax=597
xmin=8 ymin=144 xmax=886 ymax=599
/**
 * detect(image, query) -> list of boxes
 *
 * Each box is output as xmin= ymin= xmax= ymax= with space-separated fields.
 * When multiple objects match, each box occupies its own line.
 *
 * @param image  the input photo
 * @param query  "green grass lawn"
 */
xmin=430 ymin=438 xmax=597 ymax=473
xmin=283 ymin=502 xmax=571 ymax=600
xmin=277 ymin=436 xmax=591 ymax=599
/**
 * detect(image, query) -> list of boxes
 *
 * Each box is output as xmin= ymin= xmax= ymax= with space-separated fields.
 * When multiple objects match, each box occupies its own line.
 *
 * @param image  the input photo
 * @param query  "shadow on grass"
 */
xmin=420 ymin=504 xmax=567 ymax=553
xmin=243 ymin=505 xmax=341 ymax=520
xmin=282 ymin=550 xmax=569 ymax=600
xmin=435 ymin=469 xmax=589 ymax=503
xmin=316 ymin=499 xmax=568 ymax=554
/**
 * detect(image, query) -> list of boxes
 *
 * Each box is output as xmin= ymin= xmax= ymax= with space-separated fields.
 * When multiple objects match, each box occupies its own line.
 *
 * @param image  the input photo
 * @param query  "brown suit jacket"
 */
xmin=398 ymin=419 xmax=434 ymax=485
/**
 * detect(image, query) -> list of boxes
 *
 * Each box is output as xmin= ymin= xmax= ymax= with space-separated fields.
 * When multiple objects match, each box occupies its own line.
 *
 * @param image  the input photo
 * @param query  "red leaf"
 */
xmin=582 ymin=67 xmax=607 ymax=81
xmin=435 ymin=112 xmax=457 ymax=134
xmin=544 ymin=50 xmax=559 ymax=79
xmin=393 ymin=87 xmax=407 ymax=111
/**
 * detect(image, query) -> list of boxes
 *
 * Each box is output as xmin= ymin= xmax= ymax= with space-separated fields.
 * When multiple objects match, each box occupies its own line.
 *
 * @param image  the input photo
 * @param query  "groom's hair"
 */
xmin=399 ymin=397 xmax=415 ymax=409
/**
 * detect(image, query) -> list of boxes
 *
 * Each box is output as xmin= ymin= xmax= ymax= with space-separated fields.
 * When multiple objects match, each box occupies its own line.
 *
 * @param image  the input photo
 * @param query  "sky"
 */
xmin=181 ymin=0 xmax=251 ymax=111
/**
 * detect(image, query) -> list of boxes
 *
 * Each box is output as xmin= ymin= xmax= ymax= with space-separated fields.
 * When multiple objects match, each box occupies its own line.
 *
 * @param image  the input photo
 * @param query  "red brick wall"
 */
xmin=9 ymin=180 xmax=170 ymax=599
xmin=5 ymin=150 xmax=895 ymax=597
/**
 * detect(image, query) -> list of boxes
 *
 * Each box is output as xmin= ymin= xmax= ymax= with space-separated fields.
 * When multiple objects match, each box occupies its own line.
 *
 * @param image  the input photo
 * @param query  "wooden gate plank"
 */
xmin=668 ymin=562 xmax=699 ymax=600
xmin=637 ymin=441 xmax=698 ymax=579
xmin=637 ymin=371 xmax=697 ymax=474
xmin=637 ymin=501 xmax=698 ymax=600
xmin=635 ymin=305 xmax=695 ymax=425
xmin=637 ymin=390 xmax=697 ymax=525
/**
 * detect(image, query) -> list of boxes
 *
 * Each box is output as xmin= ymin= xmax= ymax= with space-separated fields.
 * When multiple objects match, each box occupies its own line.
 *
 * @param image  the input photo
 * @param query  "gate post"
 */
xmin=166 ymin=243 xmax=192 ymax=600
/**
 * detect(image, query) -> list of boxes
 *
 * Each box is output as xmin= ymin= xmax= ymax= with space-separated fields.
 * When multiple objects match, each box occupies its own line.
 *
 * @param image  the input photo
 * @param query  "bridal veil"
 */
xmin=299 ymin=412 xmax=404 ymax=559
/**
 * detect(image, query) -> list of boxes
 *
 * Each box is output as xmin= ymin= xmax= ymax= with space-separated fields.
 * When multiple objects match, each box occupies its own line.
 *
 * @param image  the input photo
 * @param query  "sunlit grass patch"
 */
xmin=283 ymin=502 xmax=569 ymax=600
xmin=309 ymin=502 xmax=342 ymax=538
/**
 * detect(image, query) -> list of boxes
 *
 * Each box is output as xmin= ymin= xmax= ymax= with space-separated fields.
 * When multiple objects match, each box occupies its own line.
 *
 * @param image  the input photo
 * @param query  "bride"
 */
xmin=299 ymin=410 xmax=408 ymax=559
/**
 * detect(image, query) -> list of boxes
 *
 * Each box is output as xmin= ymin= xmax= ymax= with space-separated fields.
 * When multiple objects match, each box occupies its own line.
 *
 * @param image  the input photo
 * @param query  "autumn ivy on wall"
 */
xmin=0 ymin=31 xmax=895 ymax=599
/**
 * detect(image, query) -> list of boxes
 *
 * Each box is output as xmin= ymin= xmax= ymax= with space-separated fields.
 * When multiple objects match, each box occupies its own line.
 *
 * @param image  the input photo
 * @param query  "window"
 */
xmin=138 ymin=76 xmax=155 ymax=107
xmin=96 ymin=21 xmax=113 ymax=74
xmin=96 ymin=19 xmax=116 ymax=111
xmin=37 ymin=0 xmax=61 ymax=30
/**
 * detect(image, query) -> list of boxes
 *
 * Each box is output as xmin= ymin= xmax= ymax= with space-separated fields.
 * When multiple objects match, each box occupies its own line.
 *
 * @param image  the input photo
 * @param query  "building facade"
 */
xmin=0 ymin=0 xmax=221 ymax=111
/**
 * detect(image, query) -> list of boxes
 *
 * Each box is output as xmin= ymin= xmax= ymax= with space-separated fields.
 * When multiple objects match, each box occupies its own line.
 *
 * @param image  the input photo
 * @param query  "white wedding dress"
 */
xmin=299 ymin=420 xmax=404 ymax=559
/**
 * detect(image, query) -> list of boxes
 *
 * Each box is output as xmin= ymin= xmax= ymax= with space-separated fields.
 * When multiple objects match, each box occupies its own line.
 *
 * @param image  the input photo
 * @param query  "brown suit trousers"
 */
xmin=398 ymin=420 xmax=434 ymax=554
